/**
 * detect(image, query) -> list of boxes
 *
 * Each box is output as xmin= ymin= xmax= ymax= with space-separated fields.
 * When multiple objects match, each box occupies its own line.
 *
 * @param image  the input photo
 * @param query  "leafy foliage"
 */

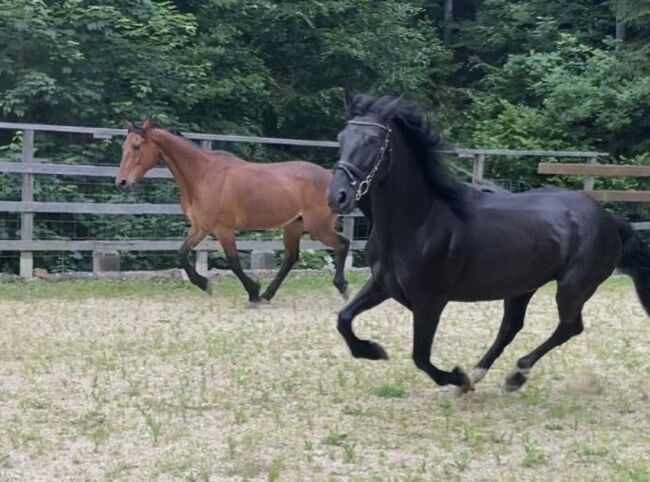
xmin=1 ymin=0 xmax=649 ymax=272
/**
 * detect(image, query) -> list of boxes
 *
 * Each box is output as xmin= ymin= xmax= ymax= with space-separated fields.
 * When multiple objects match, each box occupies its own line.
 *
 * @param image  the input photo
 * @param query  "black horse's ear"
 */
xmin=382 ymin=95 xmax=403 ymax=120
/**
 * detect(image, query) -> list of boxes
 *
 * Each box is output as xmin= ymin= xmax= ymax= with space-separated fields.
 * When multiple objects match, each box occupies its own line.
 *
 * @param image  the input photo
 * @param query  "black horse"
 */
xmin=327 ymin=94 xmax=650 ymax=394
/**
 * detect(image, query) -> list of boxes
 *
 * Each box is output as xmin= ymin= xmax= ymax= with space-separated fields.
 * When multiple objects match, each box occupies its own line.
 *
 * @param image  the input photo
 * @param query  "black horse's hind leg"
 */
xmin=412 ymin=304 xmax=472 ymax=390
xmin=458 ymin=291 xmax=535 ymax=393
xmin=337 ymin=276 xmax=389 ymax=359
xmin=261 ymin=219 xmax=303 ymax=301
xmin=179 ymin=225 xmax=210 ymax=293
xmin=505 ymin=283 xmax=588 ymax=391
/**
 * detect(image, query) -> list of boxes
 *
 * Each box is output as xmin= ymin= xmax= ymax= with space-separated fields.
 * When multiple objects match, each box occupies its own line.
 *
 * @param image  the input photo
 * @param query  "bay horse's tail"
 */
xmin=616 ymin=216 xmax=650 ymax=315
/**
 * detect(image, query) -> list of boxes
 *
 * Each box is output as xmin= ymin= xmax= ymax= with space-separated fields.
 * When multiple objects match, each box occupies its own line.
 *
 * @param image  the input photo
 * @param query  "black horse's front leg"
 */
xmin=412 ymin=303 xmax=472 ymax=391
xmin=337 ymin=276 xmax=389 ymax=359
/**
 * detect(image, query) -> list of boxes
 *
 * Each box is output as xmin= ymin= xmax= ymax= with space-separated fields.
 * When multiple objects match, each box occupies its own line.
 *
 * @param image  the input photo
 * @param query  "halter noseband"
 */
xmin=334 ymin=120 xmax=392 ymax=201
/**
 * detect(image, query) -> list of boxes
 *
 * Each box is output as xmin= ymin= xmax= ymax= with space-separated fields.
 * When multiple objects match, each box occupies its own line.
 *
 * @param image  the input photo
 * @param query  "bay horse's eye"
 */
xmin=133 ymin=144 xmax=141 ymax=151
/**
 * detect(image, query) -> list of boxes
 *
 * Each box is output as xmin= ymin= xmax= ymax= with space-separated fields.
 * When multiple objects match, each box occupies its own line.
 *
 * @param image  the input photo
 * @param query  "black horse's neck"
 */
xmin=367 ymin=125 xmax=464 ymax=247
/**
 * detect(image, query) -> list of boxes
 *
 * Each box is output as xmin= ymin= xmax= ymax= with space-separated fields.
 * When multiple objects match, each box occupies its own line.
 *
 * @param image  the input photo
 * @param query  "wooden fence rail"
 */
xmin=0 ymin=122 xmax=625 ymax=278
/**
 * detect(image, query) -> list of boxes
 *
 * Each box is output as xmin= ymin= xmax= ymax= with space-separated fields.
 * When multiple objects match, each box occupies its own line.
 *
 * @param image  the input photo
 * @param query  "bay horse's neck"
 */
xmin=149 ymin=129 xmax=216 ymax=200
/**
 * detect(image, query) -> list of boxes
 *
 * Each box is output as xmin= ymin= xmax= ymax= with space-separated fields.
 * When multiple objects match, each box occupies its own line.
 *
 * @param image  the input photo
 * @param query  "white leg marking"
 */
xmin=469 ymin=367 xmax=488 ymax=385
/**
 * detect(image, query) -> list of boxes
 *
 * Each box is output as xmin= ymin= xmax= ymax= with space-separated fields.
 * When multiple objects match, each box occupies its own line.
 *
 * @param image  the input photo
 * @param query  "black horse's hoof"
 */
xmin=352 ymin=340 xmax=389 ymax=360
xmin=505 ymin=370 xmax=528 ymax=392
xmin=450 ymin=366 xmax=474 ymax=396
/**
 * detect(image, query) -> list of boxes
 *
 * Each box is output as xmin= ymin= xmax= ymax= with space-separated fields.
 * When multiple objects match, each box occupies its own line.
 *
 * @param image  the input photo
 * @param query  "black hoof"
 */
xmin=505 ymin=371 xmax=528 ymax=392
xmin=450 ymin=366 xmax=473 ymax=393
xmin=352 ymin=340 xmax=389 ymax=360
xmin=196 ymin=276 xmax=211 ymax=294
xmin=335 ymin=281 xmax=349 ymax=296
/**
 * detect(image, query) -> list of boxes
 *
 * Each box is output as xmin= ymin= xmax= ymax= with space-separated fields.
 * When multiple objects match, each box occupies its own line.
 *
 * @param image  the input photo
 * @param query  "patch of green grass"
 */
xmin=323 ymin=431 xmax=348 ymax=447
xmin=522 ymin=435 xmax=545 ymax=468
xmin=0 ymin=271 xmax=369 ymax=300
xmin=372 ymin=384 xmax=407 ymax=399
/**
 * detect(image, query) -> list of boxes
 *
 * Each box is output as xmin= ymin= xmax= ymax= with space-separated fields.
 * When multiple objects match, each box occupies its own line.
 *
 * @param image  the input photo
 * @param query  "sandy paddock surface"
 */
xmin=0 ymin=276 xmax=649 ymax=481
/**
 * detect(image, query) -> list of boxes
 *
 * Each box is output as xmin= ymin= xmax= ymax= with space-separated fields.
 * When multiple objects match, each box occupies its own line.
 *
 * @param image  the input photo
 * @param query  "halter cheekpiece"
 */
xmin=334 ymin=120 xmax=392 ymax=201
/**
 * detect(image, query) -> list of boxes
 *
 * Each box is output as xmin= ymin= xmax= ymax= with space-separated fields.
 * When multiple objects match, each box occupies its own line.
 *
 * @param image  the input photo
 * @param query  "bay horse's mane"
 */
xmin=129 ymin=121 xmax=239 ymax=161
xmin=347 ymin=94 xmax=468 ymax=218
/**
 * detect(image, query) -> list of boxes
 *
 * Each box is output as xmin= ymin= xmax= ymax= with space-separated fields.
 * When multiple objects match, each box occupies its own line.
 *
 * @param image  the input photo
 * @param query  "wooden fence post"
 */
xmin=20 ymin=130 xmax=35 ymax=278
xmin=342 ymin=216 xmax=355 ymax=268
xmin=583 ymin=156 xmax=598 ymax=191
xmin=194 ymin=139 xmax=213 ymax=275
xmin=472 ymin=154 xmax=485 ymax=186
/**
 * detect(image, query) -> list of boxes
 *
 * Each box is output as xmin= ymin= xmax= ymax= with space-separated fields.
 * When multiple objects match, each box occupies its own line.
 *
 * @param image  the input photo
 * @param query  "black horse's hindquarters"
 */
xmin=331 ymin=94 xmax=650 ymax=394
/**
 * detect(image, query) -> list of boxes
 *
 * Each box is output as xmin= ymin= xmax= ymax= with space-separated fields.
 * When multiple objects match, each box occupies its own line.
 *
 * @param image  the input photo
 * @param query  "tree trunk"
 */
xmin=443 ymin=0 xmax=453 ymax=43
xmin=616 ymin=0 xmax=627 ymax=42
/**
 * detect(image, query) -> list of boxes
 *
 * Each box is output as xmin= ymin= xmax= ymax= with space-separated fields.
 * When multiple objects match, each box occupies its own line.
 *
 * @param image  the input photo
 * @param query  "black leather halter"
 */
xmin=334 ymin=120 xmax=392 ymax=201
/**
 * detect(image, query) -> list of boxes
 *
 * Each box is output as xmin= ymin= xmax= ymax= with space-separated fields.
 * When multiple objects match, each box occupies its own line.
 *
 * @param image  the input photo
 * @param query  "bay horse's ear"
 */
xmin=124 ymin=120 xmax=135 ymax=132
xmin=142 ymin=117 xmax=154 ymax=130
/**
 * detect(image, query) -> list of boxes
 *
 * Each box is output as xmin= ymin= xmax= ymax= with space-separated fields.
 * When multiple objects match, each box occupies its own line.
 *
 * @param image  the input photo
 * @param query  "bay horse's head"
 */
xmin=327 ymin=94 xmax=401 ymax=214
xmin=116 ymin=118 xmax=160 ymax=191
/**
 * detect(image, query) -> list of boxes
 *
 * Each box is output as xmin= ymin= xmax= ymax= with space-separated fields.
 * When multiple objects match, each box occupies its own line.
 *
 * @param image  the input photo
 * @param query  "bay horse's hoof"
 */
xmin=340 ymin=287 xmax=350 ymax=301
xmin=247 ymin=297 xmax=269 ymax=309
xmin=205 ymin=279 xmax=214 ymax=296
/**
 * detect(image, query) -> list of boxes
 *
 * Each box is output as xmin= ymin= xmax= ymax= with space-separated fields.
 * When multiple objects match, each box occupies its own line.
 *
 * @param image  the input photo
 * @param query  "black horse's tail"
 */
xmin=616 ymin=216 xmax=650 ymax=315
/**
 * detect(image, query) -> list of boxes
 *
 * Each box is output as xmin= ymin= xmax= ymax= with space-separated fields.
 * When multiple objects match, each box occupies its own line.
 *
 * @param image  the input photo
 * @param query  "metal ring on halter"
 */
xmin=356 ymin=180 xmax=370 ymax=200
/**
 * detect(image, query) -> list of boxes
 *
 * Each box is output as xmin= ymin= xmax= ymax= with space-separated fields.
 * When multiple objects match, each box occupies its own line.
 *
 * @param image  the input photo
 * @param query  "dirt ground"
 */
xmin=0 ymin=276 xmax=649 ymax=481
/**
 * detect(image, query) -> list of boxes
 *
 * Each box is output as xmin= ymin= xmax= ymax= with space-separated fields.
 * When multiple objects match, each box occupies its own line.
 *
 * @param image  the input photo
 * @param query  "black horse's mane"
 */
xmin=347 ymin=94 xmax=467 ymax=218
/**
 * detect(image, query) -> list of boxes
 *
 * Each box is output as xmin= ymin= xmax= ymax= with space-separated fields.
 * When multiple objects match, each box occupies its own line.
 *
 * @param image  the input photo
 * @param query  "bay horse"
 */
xmin=115 ymin=119 xmax=350 ymax=303
xmin=327 ymin=94 xmax=650 ymax=394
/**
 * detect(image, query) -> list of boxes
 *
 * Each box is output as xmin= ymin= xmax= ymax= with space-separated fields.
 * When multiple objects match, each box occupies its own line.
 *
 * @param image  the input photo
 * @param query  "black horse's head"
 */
xmin=327 ymin=94 xmax=403 ymax=214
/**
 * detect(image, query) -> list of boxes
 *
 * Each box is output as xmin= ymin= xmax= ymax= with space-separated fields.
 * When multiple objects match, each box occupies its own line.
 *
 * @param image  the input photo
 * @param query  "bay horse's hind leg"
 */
xmin=261 ymin=218 xmax=304 ymax=301
xmin=505 ymin=281 xmax=592 ymax=392
xmin=214 ymin=228 xmax=261 ymax=303
xmin=305 ymin=214 xmax=350 ymax=299
xmin=179 ymin=224 xmax=210 ymax=293
xmin=337 ymin=276 xmax=389 ymax=359
xmin=454 ymin=291 xmax=536 ymax=395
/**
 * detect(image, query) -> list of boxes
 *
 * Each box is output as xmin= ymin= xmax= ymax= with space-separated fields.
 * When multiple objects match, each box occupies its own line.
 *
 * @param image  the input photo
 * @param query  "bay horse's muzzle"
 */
xmin=327 ymin=169 xmax=357 ymax=214
xmin=115 ymin=176 xmax=134 ymax=192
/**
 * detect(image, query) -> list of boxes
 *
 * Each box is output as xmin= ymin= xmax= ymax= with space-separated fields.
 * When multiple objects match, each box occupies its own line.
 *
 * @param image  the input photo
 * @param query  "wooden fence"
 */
xmin=0 ymin=122 xmax=617 ymax=278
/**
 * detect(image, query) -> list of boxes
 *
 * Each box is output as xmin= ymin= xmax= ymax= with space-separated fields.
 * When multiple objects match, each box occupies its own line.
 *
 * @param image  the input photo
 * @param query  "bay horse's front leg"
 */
xmin=214 ymin=228 xmax=261 ymax=303
xmin=412 ymin=303 xmax=472 ymax=391
xmin=261 ymin=219 xmax=303 ymax=302
xmin=337 ymin=276 xmax=389 ymax=360
xmin=179 ymin=225 xmax=210 ymax=293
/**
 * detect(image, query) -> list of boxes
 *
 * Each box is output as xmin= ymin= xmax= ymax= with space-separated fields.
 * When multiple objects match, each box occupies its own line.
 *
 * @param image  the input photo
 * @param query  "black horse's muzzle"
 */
xmin=327 ymin=166 xmax=358 ymax=214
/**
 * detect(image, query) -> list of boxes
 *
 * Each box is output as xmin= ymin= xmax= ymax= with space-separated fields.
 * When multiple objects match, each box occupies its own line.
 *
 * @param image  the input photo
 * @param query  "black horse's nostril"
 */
xmin=337 ymin=190 xmax=347 ymax=204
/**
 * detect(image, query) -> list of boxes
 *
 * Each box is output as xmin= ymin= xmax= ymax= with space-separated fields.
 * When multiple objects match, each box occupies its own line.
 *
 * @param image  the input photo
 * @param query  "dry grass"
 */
xmin=0 ymin=275 xmax=649 ymax=481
